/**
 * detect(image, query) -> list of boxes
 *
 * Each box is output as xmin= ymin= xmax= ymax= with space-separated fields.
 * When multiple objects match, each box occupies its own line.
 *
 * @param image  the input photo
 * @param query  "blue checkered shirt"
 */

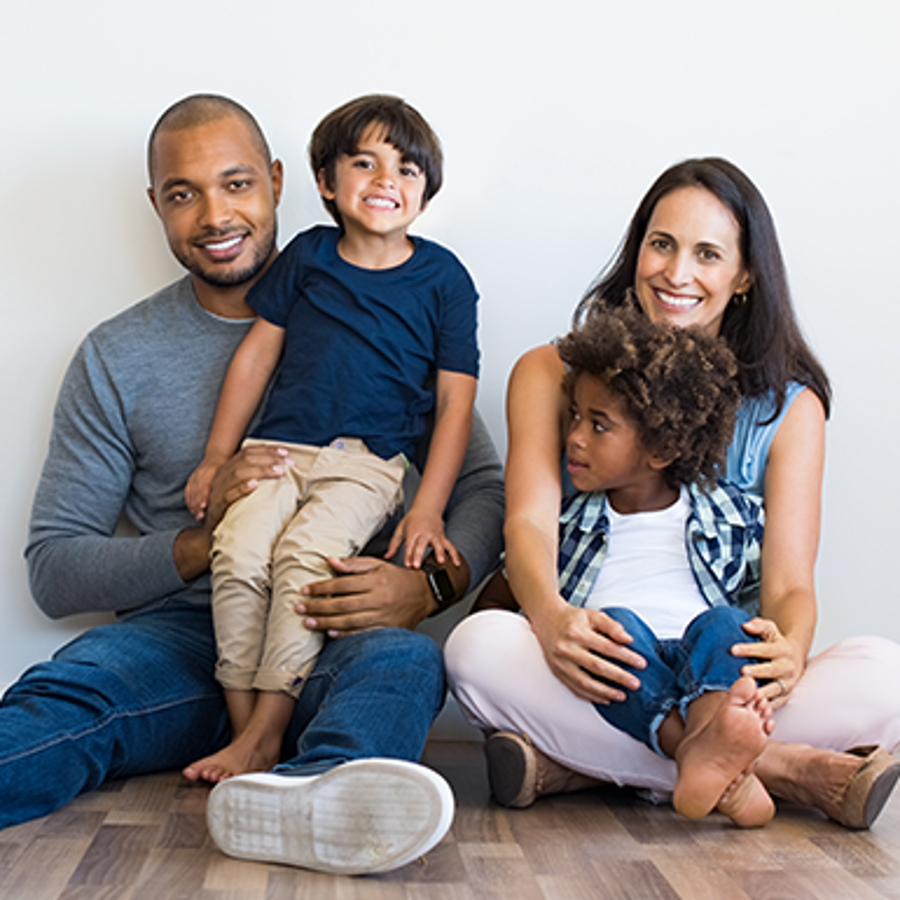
xmin=557 ymin=480 xmax=764 ymax=615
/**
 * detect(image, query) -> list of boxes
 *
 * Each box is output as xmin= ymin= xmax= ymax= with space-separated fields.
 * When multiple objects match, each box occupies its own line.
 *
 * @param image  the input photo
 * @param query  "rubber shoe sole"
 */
xmin=206 ymin=758 xmax=455 ymax=875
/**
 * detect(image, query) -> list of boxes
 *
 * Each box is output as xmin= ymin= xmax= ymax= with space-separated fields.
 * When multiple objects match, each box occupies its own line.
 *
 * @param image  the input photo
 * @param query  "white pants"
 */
xmin=445 ymin=610 xmax=900 ymax=795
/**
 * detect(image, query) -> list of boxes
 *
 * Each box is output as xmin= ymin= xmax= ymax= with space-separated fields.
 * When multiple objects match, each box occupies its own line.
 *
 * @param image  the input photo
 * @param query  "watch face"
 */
xmin=428 ymin=567 xmax=456 ymax=606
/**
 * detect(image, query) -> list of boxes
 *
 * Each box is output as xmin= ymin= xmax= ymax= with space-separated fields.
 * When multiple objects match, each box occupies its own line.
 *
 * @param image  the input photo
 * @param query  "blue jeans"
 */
xmin=0 ymin=601 xmax=445 ymax=829
xmin=596 ymin=605 xmax=756 ymax=757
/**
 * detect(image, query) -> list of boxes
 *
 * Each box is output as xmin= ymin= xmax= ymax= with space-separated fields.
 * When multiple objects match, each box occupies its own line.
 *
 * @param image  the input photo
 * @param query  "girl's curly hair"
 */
xmin=557 ymin=303 xmax=741 ymax=489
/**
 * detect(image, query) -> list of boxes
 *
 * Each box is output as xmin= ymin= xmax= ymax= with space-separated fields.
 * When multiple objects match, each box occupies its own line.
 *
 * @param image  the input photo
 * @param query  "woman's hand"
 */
xmin=731 ymin=616 xmax=806 ymax=709
xmin=531 ymin=602 xmax=645 ymax=704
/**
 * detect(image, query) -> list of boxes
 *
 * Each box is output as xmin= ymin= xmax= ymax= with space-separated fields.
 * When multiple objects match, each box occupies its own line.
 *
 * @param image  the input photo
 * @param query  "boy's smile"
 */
xmin=317 ymin=126 xmax=428 ymax=261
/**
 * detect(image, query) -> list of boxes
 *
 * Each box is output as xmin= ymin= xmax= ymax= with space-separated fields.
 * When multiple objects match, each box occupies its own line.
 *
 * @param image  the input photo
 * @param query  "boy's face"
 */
xmin=565 ymin=374 xmax=661 ymax=498
xmin=317 ymin=125 xmax=428 ymax=242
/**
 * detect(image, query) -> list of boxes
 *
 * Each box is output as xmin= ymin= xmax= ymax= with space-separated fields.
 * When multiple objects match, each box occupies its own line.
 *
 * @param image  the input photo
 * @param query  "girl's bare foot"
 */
xmin=673 ymin=676 xmax=772 ymax=820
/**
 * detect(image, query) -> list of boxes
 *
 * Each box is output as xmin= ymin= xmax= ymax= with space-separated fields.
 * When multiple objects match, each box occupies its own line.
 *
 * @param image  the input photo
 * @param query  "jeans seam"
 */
xmin=0 ymin=689 xmax=223 ymax=765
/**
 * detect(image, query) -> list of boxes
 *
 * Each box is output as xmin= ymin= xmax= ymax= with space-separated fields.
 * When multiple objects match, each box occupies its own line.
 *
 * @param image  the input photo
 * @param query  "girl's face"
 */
xmin=634 ymin=186 xmax=752 ymax=336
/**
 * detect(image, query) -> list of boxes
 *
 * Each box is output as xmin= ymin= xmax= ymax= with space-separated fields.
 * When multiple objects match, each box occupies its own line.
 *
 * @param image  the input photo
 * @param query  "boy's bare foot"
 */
xmin=183 ymin=729 xmax=282 ymax=784
xmin=673 ymin=676 xmax=772 ymax=821
xmin=717 ymin=769 xmax=775 ymax=827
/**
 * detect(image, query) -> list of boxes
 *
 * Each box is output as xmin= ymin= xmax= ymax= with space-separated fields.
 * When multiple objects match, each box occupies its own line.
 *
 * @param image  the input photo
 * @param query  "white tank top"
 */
xmin=585 ymin=487 xmax=708 ymax=639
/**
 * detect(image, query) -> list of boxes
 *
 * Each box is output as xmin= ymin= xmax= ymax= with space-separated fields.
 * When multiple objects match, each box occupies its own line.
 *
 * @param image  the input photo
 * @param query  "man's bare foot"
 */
xmin=717 ymin=769 xmax=775 ymax=827
xmin=182 ymin=730 xmax=282 ymax=784
xmin=673 ymin=676 xmax=772 ymax=821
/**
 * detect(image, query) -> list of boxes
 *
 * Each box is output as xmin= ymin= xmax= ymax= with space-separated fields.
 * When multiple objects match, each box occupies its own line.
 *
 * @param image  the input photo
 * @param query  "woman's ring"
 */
xmin=776 ymin=678 xmax=787 ymax=697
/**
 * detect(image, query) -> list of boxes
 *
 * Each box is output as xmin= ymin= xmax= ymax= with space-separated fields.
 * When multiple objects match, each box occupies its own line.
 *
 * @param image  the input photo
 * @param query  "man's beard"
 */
xmin=177 ymin=226 xmax=277 ymax=288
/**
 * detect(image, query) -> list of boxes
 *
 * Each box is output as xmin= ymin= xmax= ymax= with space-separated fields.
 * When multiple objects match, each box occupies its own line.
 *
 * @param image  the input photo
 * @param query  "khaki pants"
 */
xmin=210 ymin=438 xmax=406 ymax=697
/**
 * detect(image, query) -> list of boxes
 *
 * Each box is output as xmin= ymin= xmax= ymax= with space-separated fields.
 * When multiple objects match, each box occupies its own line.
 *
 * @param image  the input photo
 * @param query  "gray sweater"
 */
xmin=26 ymin=277 xmax=504 ymax=619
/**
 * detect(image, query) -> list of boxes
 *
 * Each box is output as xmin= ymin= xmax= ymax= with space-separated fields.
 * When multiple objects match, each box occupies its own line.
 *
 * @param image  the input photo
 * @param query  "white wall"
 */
xmin=2 ymin=0 xmax=899 ymax=696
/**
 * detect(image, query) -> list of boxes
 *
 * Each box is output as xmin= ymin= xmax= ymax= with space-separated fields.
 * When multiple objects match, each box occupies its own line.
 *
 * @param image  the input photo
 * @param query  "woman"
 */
xmin=445 ymin=158 xmax=900 ymax=827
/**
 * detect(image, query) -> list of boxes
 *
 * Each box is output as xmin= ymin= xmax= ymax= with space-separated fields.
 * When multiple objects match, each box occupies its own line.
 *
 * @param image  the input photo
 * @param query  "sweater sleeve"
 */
xmin=435 ymin=408 xmax=504 ymax=588
xmin=25 ymin=336 xmax=188 ymax=619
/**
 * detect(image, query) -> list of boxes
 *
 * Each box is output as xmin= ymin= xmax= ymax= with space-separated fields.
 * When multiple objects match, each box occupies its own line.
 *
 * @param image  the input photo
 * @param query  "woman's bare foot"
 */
xmin=673 ymin=676 xmax=773 ymax=821
xmin=717 ymin=769 xmax=776 ymax=827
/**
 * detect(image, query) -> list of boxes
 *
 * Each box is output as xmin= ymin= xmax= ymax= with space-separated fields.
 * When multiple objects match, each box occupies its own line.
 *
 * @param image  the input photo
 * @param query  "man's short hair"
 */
xmin=147 ymin=94 xmax=272 ymax=184
xmin=309 ymin=94 xmax=443 ymax=227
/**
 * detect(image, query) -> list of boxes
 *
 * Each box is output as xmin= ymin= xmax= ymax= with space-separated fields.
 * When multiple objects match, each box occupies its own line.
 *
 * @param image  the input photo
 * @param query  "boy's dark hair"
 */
xmin=309 ymin=94 xmax=443 ymax=227
xmin=557 ymin=303 xmax=742 ymax=489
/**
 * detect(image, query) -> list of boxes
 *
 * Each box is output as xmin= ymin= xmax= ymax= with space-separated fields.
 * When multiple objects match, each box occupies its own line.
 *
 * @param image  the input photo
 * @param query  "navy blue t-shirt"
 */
xmin=247 ymin=225 xmax=480 ymax=460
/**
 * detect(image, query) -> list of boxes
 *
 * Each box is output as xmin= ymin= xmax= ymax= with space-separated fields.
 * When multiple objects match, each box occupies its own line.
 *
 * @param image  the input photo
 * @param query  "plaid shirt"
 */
xmin=557 ymin=480 xmax=764 ymax=615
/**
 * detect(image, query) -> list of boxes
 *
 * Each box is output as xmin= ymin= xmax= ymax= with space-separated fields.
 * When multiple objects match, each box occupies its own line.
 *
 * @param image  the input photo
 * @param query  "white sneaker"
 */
xmin=206 ymin=758 xmax=455 ymax=875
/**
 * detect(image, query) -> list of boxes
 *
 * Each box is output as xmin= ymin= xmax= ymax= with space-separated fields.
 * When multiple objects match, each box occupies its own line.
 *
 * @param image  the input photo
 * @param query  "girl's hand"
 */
xmin=386 ymin=507 xmax=461 ymax=569
xmin=532 ymin=602 xmax=646 ymax=704
xmin=731 ymin=616 xmax=806 ymax=709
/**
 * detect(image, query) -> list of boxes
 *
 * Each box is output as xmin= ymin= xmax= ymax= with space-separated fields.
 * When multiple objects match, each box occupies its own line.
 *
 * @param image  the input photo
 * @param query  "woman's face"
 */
xmin=634 ymin=186 xmax=752 ymax=336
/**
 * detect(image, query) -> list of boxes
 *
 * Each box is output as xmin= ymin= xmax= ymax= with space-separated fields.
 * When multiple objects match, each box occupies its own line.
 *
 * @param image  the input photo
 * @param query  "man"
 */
xmin=4 ymin=95 xmax=504 ymax=876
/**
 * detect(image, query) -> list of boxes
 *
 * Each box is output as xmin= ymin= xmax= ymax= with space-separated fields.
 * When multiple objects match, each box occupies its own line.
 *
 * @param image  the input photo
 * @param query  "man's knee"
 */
xmin=322 ymin=629 xmax=444 ymax=699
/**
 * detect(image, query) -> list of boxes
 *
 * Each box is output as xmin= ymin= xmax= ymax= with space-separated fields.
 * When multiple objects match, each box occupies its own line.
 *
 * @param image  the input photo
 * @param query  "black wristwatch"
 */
xmin=421 ymin=557 xmax=457 ymax=616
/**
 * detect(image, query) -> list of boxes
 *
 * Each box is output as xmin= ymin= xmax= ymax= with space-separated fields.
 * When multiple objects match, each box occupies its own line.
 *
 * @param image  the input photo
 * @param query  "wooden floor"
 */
xmin=2 ymin=741 xmax=900 ymax=899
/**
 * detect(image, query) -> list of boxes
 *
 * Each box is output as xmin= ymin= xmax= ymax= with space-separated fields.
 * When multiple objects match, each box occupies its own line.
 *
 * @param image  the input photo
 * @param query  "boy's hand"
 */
xmin=185 ymin=459 xmax=221 ymax=520
xmin=385 ymin=506 xmax=461 ymax=569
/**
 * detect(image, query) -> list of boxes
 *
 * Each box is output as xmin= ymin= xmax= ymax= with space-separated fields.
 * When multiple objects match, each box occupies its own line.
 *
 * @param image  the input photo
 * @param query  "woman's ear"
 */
xmin=735 ymin=268 xmax=753 ymax=296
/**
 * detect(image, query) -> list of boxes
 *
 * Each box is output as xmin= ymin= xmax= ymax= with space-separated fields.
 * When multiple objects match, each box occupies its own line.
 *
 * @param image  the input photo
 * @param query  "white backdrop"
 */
xmin=2 ymin=0 xmax=899 ymax=697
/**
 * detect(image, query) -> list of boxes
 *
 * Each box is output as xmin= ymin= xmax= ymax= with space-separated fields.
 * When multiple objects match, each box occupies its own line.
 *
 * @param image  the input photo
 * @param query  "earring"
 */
xmin=732 ymin=292 xmax=748 ymax=305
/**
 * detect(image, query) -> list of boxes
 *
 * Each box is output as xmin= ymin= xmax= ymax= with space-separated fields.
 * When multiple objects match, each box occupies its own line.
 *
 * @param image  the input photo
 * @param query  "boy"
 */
xmin=183 ymin=95 xmax=479 ymax=784
xmin=553 ymin=304 xmax=774 ymax=827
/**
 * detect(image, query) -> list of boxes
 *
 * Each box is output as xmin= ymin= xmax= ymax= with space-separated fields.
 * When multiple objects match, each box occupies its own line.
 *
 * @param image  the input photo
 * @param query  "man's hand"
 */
xmin=297 ymin=554 xmax=469 ymax=635
xmin=173 ymin=444 xmax=292 ymax=582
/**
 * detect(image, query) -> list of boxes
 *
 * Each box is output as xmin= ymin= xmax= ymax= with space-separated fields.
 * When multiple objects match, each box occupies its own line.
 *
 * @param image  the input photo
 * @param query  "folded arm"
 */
xmin=26 ymin=338 xmax=187 ymax=618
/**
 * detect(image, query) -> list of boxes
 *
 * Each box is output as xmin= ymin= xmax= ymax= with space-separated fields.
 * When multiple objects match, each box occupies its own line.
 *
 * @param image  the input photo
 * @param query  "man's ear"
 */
xmin=147 ymin=186 xmax=160 ymax=217
xmin=270 ymin=159 xmax=284 ymax=206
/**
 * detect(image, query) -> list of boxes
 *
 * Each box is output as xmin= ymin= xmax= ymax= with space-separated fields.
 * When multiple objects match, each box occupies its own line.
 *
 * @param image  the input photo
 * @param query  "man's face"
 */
xmin=148 ymin=115 xmax=282 ymax=289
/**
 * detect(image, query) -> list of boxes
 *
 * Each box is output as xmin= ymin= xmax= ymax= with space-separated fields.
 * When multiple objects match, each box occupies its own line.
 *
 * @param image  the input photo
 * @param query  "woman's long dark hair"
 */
xmin=575 ymin=158 xmax=831 ymax=417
